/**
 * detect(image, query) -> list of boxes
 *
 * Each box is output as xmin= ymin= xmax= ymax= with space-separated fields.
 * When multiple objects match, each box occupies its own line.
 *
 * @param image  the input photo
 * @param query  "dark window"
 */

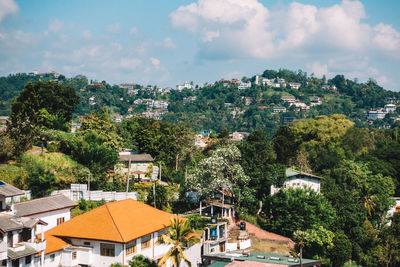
xmin=25 ymin=255 xmax=31 ymax=265
xmin=57 ymin=217 xmax=65 ymax=225
xmin=83 ymin=241 xmax=91 ymax=246
xmin=100 ymin=243 xmax=115 ymax=257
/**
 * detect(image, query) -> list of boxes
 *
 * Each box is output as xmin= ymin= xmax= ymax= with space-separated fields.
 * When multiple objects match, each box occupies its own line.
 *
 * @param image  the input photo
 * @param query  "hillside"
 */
xmin=1 ymin=69 xmax=399 ymax=136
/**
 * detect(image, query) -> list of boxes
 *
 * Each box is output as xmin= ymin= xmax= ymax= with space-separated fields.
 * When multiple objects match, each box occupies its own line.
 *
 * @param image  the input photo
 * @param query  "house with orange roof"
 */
xmin=41 ymin=199 xmax=201 ymax=267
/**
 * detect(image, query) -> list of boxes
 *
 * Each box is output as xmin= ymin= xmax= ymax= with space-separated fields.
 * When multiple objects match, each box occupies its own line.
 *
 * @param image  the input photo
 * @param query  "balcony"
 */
xmin=31 ymin=239 xmax=46 ymax=251
xmin=0 ymin=241 xmax=6 ymax=261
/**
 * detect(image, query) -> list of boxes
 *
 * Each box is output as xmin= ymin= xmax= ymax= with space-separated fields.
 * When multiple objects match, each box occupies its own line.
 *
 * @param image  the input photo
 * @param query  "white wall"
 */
xmin=271 ymin=177 xmax=320 ymax=195
xmin=27 ymin=208 xmax=71 ymax=232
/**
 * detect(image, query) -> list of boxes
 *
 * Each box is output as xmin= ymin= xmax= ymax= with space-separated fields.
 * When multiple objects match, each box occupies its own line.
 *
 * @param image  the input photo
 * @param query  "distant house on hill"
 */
xmin=116 ymin=151 xmax=158 ymax=182
xmin=270 ymin=169 xmax=323 ymax=195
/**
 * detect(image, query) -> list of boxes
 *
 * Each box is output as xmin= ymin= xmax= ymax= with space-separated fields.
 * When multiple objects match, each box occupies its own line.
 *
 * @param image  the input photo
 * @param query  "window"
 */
xmin=50 ymin=254 xmax=55 ymax=262
xmin=141 ymin=235 xmax=151 ymax=250
xmin=83 ymin=241 xmax=91 ymax=246
xmin=157 ymin=229 xmax=166 ymax=243
xmin=100 ymin=243 xmax=115 ymax=257
xmin=126 ymin=240 xmax=136 ymax=256
xmin=57 ymin=217 xmax=65 ymax=225
xmin=72 ymin=251 xmax=77 ymax=260
xmin=25 ymin=255 xmax=31 ymax=265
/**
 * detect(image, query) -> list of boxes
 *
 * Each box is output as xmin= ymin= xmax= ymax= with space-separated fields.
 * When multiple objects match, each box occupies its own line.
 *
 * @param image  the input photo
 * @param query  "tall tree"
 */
xmin=186 ymin=145 xmax=250 ymax=207
xmin=8 ymin=80 xmax=79 ymax=154
xmin=239 ymin=130 xmax=285 ymax=214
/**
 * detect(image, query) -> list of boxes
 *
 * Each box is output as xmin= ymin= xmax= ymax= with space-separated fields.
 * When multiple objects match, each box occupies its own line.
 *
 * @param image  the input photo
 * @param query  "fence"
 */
xmin=52 ymin=184 xmax=137 ymax=202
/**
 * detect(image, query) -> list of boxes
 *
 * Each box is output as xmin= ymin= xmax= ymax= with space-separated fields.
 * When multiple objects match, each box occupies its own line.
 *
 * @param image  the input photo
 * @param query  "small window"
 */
xmin=83 ymin=241 xmax=91 ymax=246
xmin=141 ymin=235 xmax=151 ymax=250
xmin=50 ymin=254 xmax=55 ymax=262
xmin=57 ymin=217 xmax=65 ymax=225
xmin=72 ymin=251 xmax=77 ymax=260
xmin=25 ymin=255 xmax=31 ymax=265
xmin=157 ymin=229 xmax=166 ymax=243
xmin=126 ymin=240 xmax=136 ymax=256
xmin=100 ymin=243 xmax=115 ymax=257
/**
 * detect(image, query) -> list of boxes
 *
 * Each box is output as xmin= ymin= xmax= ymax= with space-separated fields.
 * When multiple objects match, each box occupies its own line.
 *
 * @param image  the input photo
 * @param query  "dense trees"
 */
xmin=7 ymin=80 xmax=79 ymax=155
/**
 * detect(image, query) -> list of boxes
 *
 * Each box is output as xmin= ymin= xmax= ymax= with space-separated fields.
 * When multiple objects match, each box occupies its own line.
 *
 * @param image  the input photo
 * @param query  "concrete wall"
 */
xmin=27 ymin=208 xmax=71 ymax=232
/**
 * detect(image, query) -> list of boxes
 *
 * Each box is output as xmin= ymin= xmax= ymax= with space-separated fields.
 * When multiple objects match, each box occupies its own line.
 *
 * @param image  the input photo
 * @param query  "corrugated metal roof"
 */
xmin=0 ymin=214 xmax=41 ymax=232
xmin=118 ymin=153 xmax=154 ymax=162
xmin=0 ymin=181 xmax=24 ymax=197
xmin=7 ymin=243 xmax=38 ymax=260
xmin=14 ymin=194 xmax=77 ymax=217
xmin=285 ymin=169 xmax=323 ymax=180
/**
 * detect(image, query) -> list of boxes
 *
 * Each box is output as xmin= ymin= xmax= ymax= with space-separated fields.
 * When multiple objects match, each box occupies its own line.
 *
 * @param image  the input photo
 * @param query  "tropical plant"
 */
xmin=157 ymin=217 xmax=200 ymax=267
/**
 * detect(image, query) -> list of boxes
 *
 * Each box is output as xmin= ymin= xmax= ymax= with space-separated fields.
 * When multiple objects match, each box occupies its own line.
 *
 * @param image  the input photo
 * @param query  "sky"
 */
xmin=0 ymin=0 xmax=400 ymax=90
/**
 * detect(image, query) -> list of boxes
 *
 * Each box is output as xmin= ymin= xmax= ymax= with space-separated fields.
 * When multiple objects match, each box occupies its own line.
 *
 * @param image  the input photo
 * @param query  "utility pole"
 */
xmin=126 ymin=158 xmax=131 ymax=193
xmin=153 ymin=179 xmax=156 ymax=208
xmin=88 ymin=171 xmax=91 ymax=201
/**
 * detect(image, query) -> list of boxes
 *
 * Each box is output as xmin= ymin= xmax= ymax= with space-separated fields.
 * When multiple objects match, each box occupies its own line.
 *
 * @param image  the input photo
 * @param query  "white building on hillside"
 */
xmin=270 ymin=169 xmax=322 ymax=195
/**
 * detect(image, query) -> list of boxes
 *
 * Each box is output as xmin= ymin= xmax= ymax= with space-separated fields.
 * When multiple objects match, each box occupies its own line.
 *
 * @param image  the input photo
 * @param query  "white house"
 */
xmin=238 ymin=81 xmax=251 ymax=90
xmin=116 ymin=152 xmax=157 ymax=182
xmin=384 ymin=104 xmax=396 ymax=113
xmin=289 ymin=82 xmax=301 ymax=90
xmin=14 ymin=194 xmax=77 ymax=232
xmin=367 ymin=109 xmax=387 ymax=120
xmin=270 ymin=169 xmax=322 ymax=195
xmin=0 ymin=181 xmax=47 ymax=267
xmin=42 ymin=199 xmax=202 ymax=267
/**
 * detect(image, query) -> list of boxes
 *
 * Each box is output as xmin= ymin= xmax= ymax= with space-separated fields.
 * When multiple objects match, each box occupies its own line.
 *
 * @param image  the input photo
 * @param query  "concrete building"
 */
xmin=270 ymin=169 xmax=322 ymax=195
xmin=42 ymin=199 xmax=201 ymax=267
xmin=14 ymin=195 xmax=77 ymax=232
xmin=0 ymin=181 xmax=47 ymax=267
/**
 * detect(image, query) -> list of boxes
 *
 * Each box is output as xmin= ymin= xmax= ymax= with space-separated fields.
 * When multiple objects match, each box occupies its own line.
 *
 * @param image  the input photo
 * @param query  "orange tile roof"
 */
xmin=44 ymin=199 xmax=180 ymax=254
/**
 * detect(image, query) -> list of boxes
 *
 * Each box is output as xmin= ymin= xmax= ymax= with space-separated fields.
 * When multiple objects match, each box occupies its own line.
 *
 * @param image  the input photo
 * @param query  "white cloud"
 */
xmin=163 ymin=37 xmax=176 ymax=48
xmin=202 ymin=31 xmax=220 ymax=42
xmin=107 ymin=22 xmax=121 ymax=34
xmin=129 ymin=26 xmax=138 ymax=35
xmin=170 ymin=0 xmax=399 ymax=60
xmin=0 ymin=0 xmax=18 ymax=23
xmin=49 ymin=19 xmax=63 ymax=32
xmin=373 ymin=23 xmax=400 ymax=52
xmin=308 ymin=62 xmax=328 ymax=78
xmin=150 ymin=57 xmax=160 ymax=67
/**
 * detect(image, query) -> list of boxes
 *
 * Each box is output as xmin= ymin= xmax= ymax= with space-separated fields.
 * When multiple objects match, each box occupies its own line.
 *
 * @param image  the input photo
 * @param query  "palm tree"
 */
xmin=157 ymin=217 xmax=200 ymax=267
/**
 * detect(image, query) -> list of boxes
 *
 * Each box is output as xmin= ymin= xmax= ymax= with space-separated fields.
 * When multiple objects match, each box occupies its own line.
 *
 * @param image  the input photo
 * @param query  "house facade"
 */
xmin=116 ymin=152 xmax=157 ymax=182
xmin=14 ymin=194 xmax=77 ymax=232
xmin=42 ymin=199 xmax=201 ymax=267
xmin=0 ymin=181 xmax=47 ymax=267
xmin=270 ymin=169 xmax=322 ymax=195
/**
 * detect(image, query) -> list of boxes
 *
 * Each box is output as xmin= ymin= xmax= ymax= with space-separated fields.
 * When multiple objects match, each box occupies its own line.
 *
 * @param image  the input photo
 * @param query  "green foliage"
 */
xmin=238 ymin=130 xmax=285 ymax=214
xmin=186 ymin=145 xmax=250 ymax=207
xmin=184 ymin=214 xmax=211 ymax=231
xmin=8 ymin=80 xmax=79 ymax=155
xmin=24 ymin=167 xmax=57 ymax=198
xmin=72 ymin=199 xmax=107 ymax=217
xmin=128 ymin=255 xmax=157 ymax=267
xmin=263 ymin=188 xmax=336 ymax=238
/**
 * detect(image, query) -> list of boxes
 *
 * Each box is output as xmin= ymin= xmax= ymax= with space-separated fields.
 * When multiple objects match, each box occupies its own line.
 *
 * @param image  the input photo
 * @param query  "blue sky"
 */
xmin=0 ymin=0 xmax=399 ymax=90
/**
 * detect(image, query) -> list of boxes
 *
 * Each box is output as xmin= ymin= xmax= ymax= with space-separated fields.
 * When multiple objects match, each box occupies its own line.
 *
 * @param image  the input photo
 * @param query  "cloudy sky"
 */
xmin=0 ymin=0 xmax=399 ymax=90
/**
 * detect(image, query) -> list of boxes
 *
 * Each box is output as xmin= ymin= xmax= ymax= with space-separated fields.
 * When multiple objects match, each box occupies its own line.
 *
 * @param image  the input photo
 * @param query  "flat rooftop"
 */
xmin=205 ymin=251 xmax=321 ymax=267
